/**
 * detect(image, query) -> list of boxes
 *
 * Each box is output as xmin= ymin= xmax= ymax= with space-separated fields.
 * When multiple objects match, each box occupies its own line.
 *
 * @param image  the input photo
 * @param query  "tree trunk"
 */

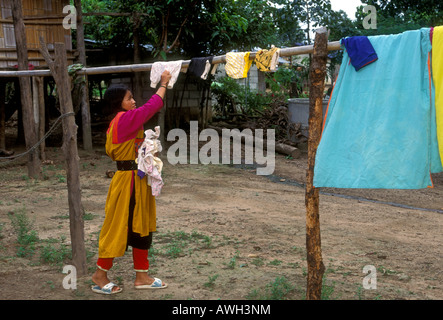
xmin=11 ymin=0 xmax=41 ymax=178
xmin=40 ymin=39 xmax=87 ymax=276
xmin=74 ymin=0 xmax=93 ymax=151
xmin=305 ymin=27 xmax=328 ymax=300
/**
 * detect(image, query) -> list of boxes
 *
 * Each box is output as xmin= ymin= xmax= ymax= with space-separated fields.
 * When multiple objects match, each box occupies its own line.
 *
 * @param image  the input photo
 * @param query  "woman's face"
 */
xmin=121 ymin=90 xmax=136 ymax=111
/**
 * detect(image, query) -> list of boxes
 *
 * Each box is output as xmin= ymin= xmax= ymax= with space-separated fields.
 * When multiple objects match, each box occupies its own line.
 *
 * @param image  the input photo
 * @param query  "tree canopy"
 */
xmin=81 ymin=0 xmax=306 ymax=59
xmin=355 ymin=0 xmax=443 ymax=36
xmin=78 ymin=0 xmax=442 ymax=62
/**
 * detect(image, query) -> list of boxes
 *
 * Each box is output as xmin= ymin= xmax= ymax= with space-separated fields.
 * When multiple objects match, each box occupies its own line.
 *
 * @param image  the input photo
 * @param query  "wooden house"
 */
xmin=0 ymin=0 xmax=75 ymax=69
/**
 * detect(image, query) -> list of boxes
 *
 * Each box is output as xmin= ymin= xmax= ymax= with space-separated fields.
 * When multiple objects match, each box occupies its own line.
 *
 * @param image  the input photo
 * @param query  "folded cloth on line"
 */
xmin=341 ymin=36 xmax=378 ymax=71
xmin=225 ymin=52 xmax=252 ymax=79
xmin=150 ymin=60 xmax=183 ymax=89
xmin=314 ymin=28 xmax=442 ymax=189
xmin=432 ymin=26 xmax=443 ymax=167
xmin=137 ymin=126 xmax=164 ymax=197
xmin=188 ymin=56 xmax=217 ymax=80
xmin=255 ymin=46 xmax=280 ymax=72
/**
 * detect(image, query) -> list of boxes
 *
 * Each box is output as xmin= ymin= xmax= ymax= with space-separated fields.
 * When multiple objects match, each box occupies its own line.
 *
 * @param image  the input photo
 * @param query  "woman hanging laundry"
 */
xmin=91 ymin=70 xmax=172 ymax=295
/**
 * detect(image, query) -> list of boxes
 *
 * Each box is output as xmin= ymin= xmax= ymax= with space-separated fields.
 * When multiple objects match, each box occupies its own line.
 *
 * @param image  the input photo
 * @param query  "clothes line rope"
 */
xmin=0 ymin=41 xmax=342 ymax=78
xmin=0 ymin=112 xmax=75 ymax=165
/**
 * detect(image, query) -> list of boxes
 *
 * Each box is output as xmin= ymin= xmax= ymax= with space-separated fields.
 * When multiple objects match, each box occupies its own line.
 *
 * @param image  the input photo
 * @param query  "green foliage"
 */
xmin=246 ymin=276 xmax=295 ymax=300
xmin=40 ymin=237 xmax=72 ymax=267
xmin=212 ymin=77 xmax=279 ymax=119
xmin=8 ymin=209 xmax=39 ymax=258
xmin=80 ymin=0 xmax=306 ymax=58
xmin=355 ymin=0 xmax=443 ymax=36
xmin=154 ymin=230 xmax=215 ymax=259
xmin=203 ymin=274 xmax=219 ymax=289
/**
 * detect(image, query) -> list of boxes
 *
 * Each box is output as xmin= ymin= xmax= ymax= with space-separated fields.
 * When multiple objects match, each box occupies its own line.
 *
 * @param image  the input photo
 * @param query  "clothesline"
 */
xmin=0 ymin=41 xmax=342 ymax=78
xmin=314 ymin=27 xmax=443 ymax=190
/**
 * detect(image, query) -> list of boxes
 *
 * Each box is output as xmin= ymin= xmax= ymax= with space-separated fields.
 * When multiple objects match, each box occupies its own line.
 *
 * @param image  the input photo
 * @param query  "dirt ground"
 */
xmin=0 ymin=135 xmax=442 ymax=301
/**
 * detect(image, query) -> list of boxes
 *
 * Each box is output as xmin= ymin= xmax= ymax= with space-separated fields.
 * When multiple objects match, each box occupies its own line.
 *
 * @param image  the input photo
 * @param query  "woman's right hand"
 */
xmin=160 ymin=70 xmax=172 ymax=87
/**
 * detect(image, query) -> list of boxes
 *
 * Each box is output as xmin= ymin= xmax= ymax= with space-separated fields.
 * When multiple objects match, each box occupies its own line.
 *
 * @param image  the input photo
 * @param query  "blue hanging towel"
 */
xmin=341 ymin=36 xmax=378 ymax=71
xmin=314 ymin=28 xmax=442 ymax=189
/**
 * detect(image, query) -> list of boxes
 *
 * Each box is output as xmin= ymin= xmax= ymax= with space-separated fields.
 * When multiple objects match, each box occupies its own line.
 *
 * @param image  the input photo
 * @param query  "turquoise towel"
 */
xmin=314 ymin=28 xmax=442 ymax=189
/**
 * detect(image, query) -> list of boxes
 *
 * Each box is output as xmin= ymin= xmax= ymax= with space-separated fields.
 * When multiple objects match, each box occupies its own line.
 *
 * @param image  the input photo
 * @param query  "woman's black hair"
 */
xmin=103 ymin=84 xmax=129 ymax=115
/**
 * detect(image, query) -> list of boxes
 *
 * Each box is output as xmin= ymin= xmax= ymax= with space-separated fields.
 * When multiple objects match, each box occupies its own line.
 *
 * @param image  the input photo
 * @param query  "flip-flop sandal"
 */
xmin=134 ymin=277 xmax=168 ymax=290
xmin=91 ymin=282 xmax=122 ymax=295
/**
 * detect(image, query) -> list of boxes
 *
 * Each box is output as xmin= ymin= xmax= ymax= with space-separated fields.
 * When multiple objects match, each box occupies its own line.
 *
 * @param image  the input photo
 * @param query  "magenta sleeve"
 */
xmin=115 ymin=94 xmax=164 ymax=143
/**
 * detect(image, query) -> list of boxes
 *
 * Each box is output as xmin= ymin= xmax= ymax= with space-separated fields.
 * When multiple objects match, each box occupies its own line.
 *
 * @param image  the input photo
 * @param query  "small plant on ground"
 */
xmin=246 ymin=276 xmax=295 ymax=300
xmin=203 ymin=274 xmax=219 ymax=290
xmin=8 ymin=208 xmax=39 ymax=258
xmin=40 ymin=236 xmax=72 ymax=267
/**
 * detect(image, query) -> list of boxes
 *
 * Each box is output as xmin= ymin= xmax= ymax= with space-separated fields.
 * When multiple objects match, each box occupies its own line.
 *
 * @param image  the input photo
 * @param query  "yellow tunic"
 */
xmin=433 ymin=26 xmax=443 ymax=165
xmin=98 ymin=95 xmax=163 ymax=258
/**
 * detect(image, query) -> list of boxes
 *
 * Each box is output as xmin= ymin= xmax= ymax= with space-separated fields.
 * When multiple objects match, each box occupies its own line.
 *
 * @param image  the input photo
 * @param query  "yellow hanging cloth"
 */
xmin=433 ymin=26 xmax=443 ymax=164
xmin=255 ymin=46 xmax=280 ymax=72
xmin=225 ymin=52 xmax=252 ymax=79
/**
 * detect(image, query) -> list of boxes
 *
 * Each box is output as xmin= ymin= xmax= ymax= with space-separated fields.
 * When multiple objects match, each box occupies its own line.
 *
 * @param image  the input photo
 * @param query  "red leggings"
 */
xmin=97 ymin=248 xmax=149 ymax=272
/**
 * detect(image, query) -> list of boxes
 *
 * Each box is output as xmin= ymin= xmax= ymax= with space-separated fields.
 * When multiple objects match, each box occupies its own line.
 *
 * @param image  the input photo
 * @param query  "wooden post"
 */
xmin=11 ymin=0 xmax=41 ymax=178
xmin=37 ymin=77 xmax=46 ymax=160
xmin=40 ymin=39 xmax=87 ymax=276
xmin=74 ymin=0 xmax=93 ymax=151
xmin=132 ymin=12 xmax=144 ymax=109
xmin=0 ymin=80 xmax=5 ymax=151
xmin=305 ymin=27 xmax=328 ymax=300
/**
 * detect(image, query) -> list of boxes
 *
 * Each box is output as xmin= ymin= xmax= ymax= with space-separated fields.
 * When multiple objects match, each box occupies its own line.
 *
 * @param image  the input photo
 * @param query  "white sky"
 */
xmin=329 ymin=0 xmax=363 ymax=20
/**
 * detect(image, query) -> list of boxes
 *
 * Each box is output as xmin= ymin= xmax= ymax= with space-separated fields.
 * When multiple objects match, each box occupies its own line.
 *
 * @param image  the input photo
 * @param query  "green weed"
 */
xmin=204 ymin=274 xmax=219 ymax=289
xmin=8 ymin=208 xmax=39 ymax=258
xmin=40 ymin=236 xmax=72 ymax=267
xmin=246 ymin=276 xmax=295 ymax=300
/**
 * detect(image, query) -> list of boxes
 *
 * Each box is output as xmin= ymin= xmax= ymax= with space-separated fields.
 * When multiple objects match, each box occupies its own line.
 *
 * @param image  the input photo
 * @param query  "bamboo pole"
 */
xmin=305 ymin=27 xmax=328 ymax=300
xmin=0 ymin=41 xmax=342 ymax=78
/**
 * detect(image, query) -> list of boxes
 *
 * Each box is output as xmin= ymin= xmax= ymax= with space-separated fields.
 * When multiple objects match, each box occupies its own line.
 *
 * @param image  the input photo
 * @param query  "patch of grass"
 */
xmin=250 ymin=257 xmax=264 ymax=267
xmin=321 ymin=277 xmax=337 ymax=300
xmin=246 ymin=276 xmax=295 ymax=300
xmin=225 ymin=251 xmax=240 ymax=269
xmin=8 ymin=208 xmax=39 ymax=258
xmin=40 ymin=236 xmax=72 ymax=267
xmin=268 ymin=259 xmax=283 ymax=266
xmin=203 ymin=274 xmax=219 ymax=289
xmin=377 ymin=265 xmax=397 ymax=275
xmin=83 ymin=212 xmax=96 ymax=221
xmin=154 ymin=230 xmax=216 ymax=259
xmin=55 ymin=174 xmax=66 ymax=183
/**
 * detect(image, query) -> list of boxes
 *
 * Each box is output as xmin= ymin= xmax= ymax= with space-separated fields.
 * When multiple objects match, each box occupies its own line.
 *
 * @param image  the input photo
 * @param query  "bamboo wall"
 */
xmin=0 ymin=0 xmax=74 ymax=69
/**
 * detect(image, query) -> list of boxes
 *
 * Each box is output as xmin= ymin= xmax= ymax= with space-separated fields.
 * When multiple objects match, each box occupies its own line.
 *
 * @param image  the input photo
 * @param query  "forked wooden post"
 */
xmin=40 ymin=39 xmax=87 ymax=276
xmin=305 ymin=27 xmax=328 ymax=300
